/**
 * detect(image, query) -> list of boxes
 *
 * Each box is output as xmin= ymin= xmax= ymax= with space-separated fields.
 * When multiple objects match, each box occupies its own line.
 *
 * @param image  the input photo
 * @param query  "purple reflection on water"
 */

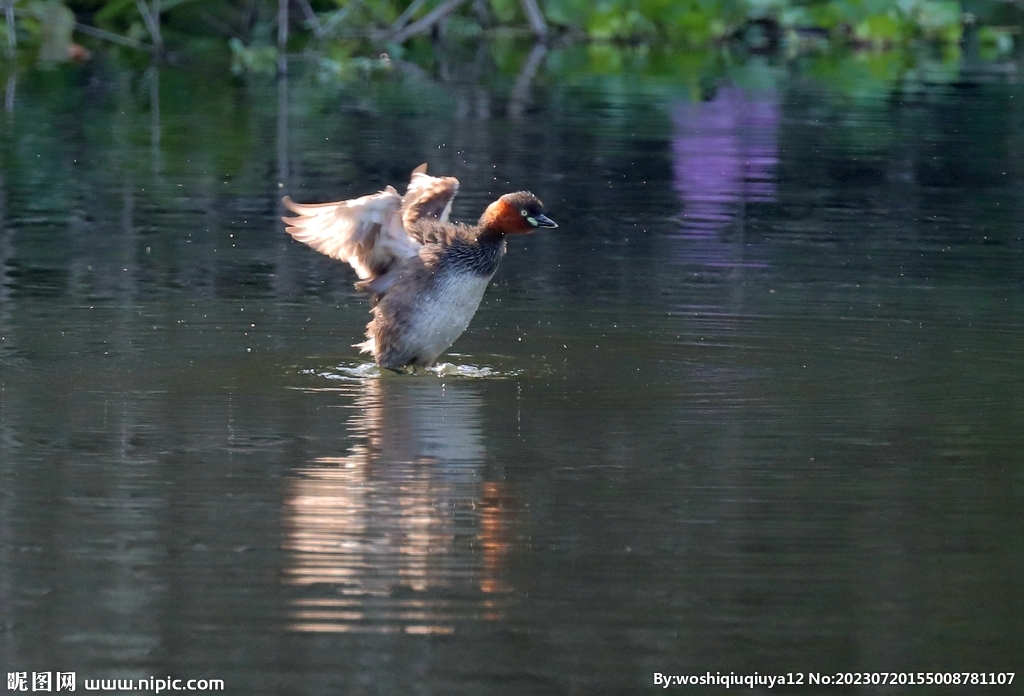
xmin=672 ymin=87 xmax=779 ymax=263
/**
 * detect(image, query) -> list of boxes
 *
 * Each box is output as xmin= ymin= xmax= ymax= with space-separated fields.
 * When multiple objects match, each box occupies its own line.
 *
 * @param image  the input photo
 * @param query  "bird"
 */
xmin=282 ymin=164 xmax=557 ymax=371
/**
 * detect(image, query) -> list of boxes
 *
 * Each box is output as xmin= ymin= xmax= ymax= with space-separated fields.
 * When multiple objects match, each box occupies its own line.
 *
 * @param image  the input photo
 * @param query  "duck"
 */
xmin=282 ymin=164 xmax=557 ymax=371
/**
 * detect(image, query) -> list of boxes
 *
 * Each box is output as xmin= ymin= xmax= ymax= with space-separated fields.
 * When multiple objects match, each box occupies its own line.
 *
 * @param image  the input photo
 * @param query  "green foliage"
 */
xmin=93 ymin=0 xmax=136 ymax=29
xmin=36 ymin=0 xmax=76 ymax=61
xmin=777 ymin=0 xmax=970 ymax=47
xmin=977 ymin=25 xmax=1014 ymax=58
xmin=587 ymin=3 xmax=656 ymax=41
xmin=490 ymin=0 xmax=521 ymax=24
xmin=0 ymin=0 xmax=1021 ymax=70
xmin=543 ymin=0 xmax=588 ymax=27
xmin=915 ymin=0 xmax=963 ymax=42
xmin=229 ymin=37 xmax=278 ymax=74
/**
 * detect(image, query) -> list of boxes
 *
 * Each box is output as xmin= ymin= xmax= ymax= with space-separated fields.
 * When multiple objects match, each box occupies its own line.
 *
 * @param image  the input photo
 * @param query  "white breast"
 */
xmin=408 ymin=271 xmax=493 ymax=363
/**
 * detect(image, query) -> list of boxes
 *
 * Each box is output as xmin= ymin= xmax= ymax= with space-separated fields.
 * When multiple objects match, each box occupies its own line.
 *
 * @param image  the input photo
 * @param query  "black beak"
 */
xmin=533 ymin=213 xmax=557 ymax=228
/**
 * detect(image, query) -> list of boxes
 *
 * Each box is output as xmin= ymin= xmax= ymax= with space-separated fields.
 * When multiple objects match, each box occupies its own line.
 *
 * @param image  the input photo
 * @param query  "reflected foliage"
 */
xmin=0 ymin=0 xmax=1021 ymax=71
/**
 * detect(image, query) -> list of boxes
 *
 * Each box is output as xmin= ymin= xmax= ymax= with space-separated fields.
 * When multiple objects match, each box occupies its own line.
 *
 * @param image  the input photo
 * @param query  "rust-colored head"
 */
xmin=478 ymin=191 xmax=557 ymax=236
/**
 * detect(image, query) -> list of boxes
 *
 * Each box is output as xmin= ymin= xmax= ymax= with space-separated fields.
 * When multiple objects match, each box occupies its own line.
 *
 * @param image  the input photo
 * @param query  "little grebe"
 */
xmin=282 ymin=164 xmax=556 ymax=370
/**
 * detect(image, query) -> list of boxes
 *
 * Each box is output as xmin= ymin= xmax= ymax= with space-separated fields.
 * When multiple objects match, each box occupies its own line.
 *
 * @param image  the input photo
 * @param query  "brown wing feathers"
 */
xmin=281 ymin=187 xmax=414 ymax=280
xmin=282 ymin=164 xmax=461 ymax=290
xmin=401 ymin=163 xmax=460 ymax=234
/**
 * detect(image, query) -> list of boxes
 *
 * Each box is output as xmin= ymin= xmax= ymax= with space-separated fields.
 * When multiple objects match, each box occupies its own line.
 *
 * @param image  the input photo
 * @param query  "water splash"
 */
xmin=299 ymin=363 xmax=380 ymax=382
xmin=300 ymin=360 xmax=522 ymax=382
xmin=428 ymin=362 xmax=521 ymax=378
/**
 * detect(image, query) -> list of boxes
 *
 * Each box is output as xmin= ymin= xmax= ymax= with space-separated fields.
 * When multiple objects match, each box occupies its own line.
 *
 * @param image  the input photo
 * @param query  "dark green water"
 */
xmin=1 ymin=47 xmax=1022 ymax=694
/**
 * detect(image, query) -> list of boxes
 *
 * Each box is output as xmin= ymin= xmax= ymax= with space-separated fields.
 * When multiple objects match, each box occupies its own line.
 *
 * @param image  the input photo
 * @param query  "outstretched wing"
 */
xmin=282 ymin=187 xmax=419 ymax=280
xmin=401 ymin=163 xmax=460 ymax=239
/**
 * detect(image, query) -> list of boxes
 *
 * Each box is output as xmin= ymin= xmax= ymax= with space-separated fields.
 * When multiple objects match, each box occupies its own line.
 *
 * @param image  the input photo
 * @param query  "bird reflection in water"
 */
xmin=282 ymin=377 xmax=518 ymax=634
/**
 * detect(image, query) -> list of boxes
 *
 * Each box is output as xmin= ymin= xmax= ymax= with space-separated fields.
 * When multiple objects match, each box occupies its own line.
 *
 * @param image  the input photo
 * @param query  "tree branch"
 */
xmin=74 ymin=22 xmax=151 ymax=51
xmin=295 ymin=0 xmax=323 ymax=36
xmin=520 ymin=0 xmax=547 ymax=37
xmin=390 ymin=0 xmax=428 ymax=33
xmin=4 ymin=0 xmax=15 ymax=54
xmin=133 ymin=0 xmax=162 ymax=50
xmin=390 ymin=0 xmax=467 ymax=43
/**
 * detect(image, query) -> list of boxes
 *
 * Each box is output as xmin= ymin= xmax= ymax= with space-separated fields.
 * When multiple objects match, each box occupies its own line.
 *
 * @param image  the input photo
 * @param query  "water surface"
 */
xmin=1 ymin=48 xmax=1022 ymax=694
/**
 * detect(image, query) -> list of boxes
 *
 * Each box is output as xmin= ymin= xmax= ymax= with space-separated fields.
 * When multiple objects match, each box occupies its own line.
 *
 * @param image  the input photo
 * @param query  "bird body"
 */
xmin=282 ymin=165 xmax=556 ymax=370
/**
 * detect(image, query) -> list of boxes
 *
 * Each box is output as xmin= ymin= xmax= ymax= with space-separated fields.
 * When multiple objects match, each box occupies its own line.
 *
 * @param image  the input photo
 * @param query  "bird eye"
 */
xmin=520 ymin=209 xmax=528 ymax=216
